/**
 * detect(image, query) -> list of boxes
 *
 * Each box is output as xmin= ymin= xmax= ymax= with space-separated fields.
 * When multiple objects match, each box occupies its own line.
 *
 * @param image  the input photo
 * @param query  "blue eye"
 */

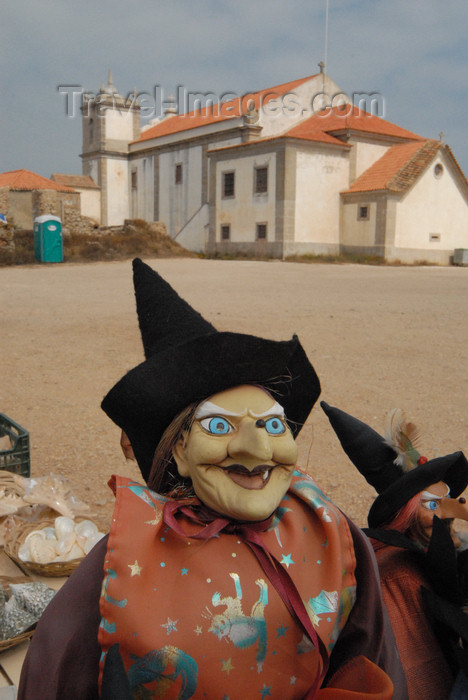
xmin=200 ymin=417 xmax=233 ymax=435
xmin=422 ymin=500 xmax=439 ymax=511
xmin=264 ymin=417 xmax=286 ymax=435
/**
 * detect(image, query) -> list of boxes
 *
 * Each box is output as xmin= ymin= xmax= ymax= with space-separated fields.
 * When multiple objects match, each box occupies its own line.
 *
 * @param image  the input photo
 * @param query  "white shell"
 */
xmin=55 ymin=532 xmax=76 ymax=556
xmin=76 ymin=534 xmax=87 ymax=550
xmin=18 ymin=542 xmax=31 ymax=562
xmin=29 ymin=537 xmax=56 ymax=564
xmin=24 ymin=530 xmax=46 ymax=544
xmin=83 ymin=531 xmax=105 ymax=555
xmin=54 ymin=516 xmax=75 ymax=539
xmin=63 ymin=543 xmax=84 ymax=561
xmin=42 ymin=527 xmax=57 ymax=540
xmin=74 ymin=520 xmax=98 ymax=539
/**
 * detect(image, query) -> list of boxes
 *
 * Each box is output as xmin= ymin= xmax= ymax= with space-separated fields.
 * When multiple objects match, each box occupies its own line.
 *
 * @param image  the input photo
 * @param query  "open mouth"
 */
xmin=221 ymin=464 xmax=273 ymax=490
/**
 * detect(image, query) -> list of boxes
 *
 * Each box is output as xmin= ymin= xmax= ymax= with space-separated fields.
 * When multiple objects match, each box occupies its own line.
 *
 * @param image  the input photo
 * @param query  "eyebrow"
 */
xmin=195 ymin=400 xmax=285 ymax=421
xmin=421 ymin=486 xmax=450 ymax=500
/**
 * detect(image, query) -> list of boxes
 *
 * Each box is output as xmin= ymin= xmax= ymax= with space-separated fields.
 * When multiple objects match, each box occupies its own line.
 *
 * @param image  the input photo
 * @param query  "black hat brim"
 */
xmin=368 ymin=451 xmax=468 ymax=527
xmin=102 ymin=331 xmax=320 ymax=482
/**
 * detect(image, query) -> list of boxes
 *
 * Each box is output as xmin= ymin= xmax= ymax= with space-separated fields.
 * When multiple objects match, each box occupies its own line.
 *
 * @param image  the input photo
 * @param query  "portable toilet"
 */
xmin=34 ymin=215 xmax=63 ymax=263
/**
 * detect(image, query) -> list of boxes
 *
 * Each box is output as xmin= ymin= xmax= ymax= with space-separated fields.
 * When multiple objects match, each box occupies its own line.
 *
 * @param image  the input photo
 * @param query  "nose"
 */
xmin=228 ymin=418 xmax=273 ymax=463
xmin=439 ymin=497 xmax=468 ymax=521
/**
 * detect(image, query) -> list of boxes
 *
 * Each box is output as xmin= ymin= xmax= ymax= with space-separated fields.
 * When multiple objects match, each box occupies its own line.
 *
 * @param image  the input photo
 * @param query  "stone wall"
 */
xmin=31 ymin=189 xmax=96 ymax=235
xmin=0 ymin=187 xmax=9 ymax=217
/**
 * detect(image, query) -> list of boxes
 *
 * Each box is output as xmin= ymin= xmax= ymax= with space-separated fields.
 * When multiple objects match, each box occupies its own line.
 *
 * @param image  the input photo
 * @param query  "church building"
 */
xmin=79 ymin=71 xmax=468 ymax=264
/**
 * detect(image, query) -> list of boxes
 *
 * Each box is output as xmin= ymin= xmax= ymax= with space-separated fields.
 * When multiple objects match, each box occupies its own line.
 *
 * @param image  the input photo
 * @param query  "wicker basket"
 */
xmin=0 ymin=574 xmax=36 ymax=652
xmin=4 ymin=516 xmax=100 ymax=578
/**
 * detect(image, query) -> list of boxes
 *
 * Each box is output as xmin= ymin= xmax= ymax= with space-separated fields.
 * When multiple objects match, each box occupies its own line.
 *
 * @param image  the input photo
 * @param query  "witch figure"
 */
xmin=19 ymin=259 xmax=406 ymax=699
xmin=322 ymin=401 xmax=468 ymax=700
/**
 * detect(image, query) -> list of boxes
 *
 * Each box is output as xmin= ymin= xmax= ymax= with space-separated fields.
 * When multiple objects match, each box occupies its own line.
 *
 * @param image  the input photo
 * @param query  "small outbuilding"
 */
xmin=50 ymin=173 xmax=101 ymax=224
xmin=0 ymin=169 xmax=79 ymax=230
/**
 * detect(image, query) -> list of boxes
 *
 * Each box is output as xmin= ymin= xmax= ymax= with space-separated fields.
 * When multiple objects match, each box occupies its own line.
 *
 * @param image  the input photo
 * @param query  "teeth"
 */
xmin=262 ymin=470 xmax=270 ymax=481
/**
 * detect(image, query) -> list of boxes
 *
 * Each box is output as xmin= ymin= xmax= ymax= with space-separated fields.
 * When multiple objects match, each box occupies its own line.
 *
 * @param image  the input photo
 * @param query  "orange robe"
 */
xmin=373 ymin=540 xmax=454 ymax=699
xmin=98 ymin=471 xmax=393 ymax=698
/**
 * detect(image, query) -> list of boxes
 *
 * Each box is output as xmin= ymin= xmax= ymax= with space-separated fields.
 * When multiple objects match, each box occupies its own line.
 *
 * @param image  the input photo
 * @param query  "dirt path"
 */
xmin=1 ymin=258 xmax=467 ymax=528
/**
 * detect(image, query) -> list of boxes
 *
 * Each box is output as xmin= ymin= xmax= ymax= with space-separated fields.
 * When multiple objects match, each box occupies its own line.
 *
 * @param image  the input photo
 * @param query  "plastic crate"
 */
xmin=0 ymin=414 xmax=30 ymax=477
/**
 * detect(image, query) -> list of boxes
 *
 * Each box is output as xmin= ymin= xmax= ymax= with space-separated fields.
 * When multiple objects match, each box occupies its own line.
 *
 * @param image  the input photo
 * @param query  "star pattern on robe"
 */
xmin=194 ymin=625 xmax=203 ymax=635
xmin=128 ymin=560 xmax=142 ymax=576
xmin=276 ymin=624 xmax=288 ymax=638
xmin=181 ymin=568 xmax=189 ymax=575
xmin=281 ymin=553 xmax=294 ymax=568
xmin=260 ymin=685 xmax=272 ymax=698
xmin=221 ymin=658 xmax=234 ymax=675
xmin=161 ymin=617 xmax=178 ymax=635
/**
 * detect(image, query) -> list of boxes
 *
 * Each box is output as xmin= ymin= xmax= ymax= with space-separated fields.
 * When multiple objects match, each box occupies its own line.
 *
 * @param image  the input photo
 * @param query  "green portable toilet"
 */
xmin=34 ymin=215 xmax=63 ymax=263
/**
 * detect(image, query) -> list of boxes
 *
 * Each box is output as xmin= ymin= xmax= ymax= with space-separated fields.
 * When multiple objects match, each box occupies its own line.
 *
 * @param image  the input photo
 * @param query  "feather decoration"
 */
xmin=383 ymin=408 xmax=422 ymax=471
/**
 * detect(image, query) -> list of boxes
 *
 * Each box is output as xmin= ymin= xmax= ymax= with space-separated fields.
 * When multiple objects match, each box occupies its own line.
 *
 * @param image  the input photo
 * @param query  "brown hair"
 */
xmin=147 ymin=401 xmax=199 ymax=496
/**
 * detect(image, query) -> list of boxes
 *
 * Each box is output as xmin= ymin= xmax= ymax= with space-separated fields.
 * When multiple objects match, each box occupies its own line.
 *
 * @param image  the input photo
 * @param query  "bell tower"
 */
xmin=80 ymin=70 xmax=140 ymax=226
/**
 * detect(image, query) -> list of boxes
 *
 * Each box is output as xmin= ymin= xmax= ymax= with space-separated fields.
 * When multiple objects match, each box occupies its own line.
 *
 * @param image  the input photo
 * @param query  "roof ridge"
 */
xmin=386 ymin=139 xmax=440 ymax=192
xmin=134 ymin=73 xmax=319 ymax=144
xmin=0 ymin=168 xmax=76 ymax=192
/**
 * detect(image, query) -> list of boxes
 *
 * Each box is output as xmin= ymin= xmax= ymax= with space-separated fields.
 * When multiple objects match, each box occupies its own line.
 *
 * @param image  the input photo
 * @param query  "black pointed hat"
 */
xmin=321 ymin=401 xmax=468 ymax=528
xmin=102 ymin=259 xmax=321 ymax=482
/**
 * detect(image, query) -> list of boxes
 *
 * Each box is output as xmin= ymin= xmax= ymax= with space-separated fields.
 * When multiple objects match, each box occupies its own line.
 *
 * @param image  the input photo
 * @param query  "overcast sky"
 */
xmin=2 ymin=1 xmax=468 ymax=179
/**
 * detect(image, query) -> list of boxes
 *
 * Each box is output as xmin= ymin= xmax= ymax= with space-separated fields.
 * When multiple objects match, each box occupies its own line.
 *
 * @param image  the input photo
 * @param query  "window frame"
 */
xmin=357 ymin=204 xmax=369 ymax=221
xmin=254 ymin=166 xmax=268 ymax=195
xmin=220 ymin=224 xmax=231 ymax=241
xmin=256 ymin=222 xmax=267 ymax=241
xmin=222 ymin=170 xmax=235 ymax=199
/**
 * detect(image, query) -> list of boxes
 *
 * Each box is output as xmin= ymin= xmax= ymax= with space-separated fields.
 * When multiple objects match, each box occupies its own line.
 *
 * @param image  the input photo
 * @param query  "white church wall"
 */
xmin=294 ymin=149 xmax=349 ymax=244
xmin=393 ymin=154 xmax=468 ymax=260
xmin=340 ymin=199 xmax=378 ymax=247
xmin=259 ymin=74 xmax=349 ymax=139
xmin=105 ymin=158 xmax=129 ymax=225
xmin=130 ymin=156 xmax=154 ymax=221
xmin=79 ymin=188 xmax=101 ymax=223
xmin=158 ymin=144 xmax=204 ymax=245
xmin=174 ymin=203 xmax=209 ymax=252
xmin=85 ymin=160 xmax=99 ymax=184
xmin=352 ymin=140 xmax=390 ymax=182
xmin=105 ymin=106 xmax=135 ymax=141
xmin=214 ymin=152 xmax=277 ymax=243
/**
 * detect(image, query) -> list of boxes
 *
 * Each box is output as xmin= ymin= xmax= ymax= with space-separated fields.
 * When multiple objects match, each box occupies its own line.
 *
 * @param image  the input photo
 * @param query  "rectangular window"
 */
xmin=220 ymin=224 xmax=231 ymax=241
xmin=175 ymin=163 xmax=183 ymax=184
xmin=256 ymin=223 xmax=267 ymax=240
xmin=222 ymin=171 xmax=235 ymax=198
xmin=131 ymin=171 xmax=137 ymax=189
xmin=254 ymin=166 xmax=268 ymax=194
xmin=358 ymin=205 xmax=369 ymax=221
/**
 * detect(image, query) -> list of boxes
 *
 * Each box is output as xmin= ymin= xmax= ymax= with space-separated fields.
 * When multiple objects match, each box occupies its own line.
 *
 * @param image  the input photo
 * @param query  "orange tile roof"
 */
xmin=50 ymin=173 xmax=99 ymax=189
xmin=343 ymin=140 xmax=442 ymax=194
xmin=0 ymin=169 xmax=76 ymax=192
xmin=286 ymin=104 xmax=425 ymax=144
xmin=134 ymin=74 xmax=318 ymax=143
xmin=207 ymin=106 xmax=426 ymax=156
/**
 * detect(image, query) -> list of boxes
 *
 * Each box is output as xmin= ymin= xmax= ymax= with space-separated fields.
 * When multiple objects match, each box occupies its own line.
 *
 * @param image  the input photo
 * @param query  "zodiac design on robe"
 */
xmin=127 ymin=645 xmax=198 ymax=700
xmin=205 ymin=572 xmax=269 ymax=671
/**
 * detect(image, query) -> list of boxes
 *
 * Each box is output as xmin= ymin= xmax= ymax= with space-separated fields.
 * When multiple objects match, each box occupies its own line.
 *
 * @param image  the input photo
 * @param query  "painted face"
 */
xmin=418 ymin=481 xmax=468 ymax=544
xmin=173 ymin=385 xmax=298 ymax=521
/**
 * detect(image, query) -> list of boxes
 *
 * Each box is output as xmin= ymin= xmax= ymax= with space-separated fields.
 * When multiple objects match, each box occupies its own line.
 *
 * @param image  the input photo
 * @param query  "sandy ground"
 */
xmin=1 ymin=258 xmax=468 ymax=530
